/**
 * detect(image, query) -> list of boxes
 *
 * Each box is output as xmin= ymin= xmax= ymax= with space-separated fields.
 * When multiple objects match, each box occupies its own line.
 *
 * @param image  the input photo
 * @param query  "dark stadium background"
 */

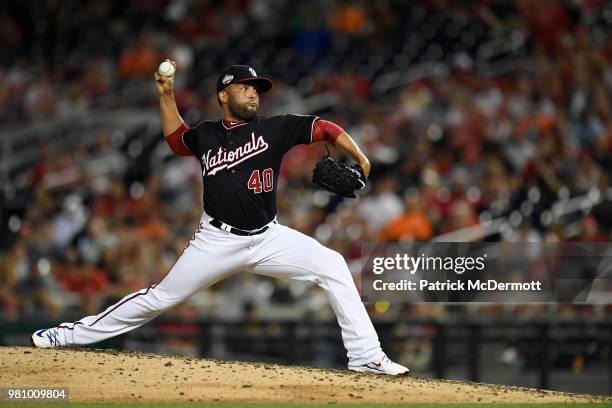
xmin=1 ymin=0 xmax=611 ymax=395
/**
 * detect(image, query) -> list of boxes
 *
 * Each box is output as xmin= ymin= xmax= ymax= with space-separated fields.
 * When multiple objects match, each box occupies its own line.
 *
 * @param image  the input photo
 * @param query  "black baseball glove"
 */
xmin=312 ymin=151 xmax=367 ymax=198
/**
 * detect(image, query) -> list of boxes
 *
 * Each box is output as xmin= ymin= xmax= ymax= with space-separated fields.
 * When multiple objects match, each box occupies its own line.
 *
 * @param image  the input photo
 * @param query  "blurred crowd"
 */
xmin=1 ymin=0 xmax=612 ymax=329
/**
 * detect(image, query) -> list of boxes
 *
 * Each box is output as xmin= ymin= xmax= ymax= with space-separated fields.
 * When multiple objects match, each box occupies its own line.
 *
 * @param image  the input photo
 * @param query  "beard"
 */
xmin=228 ymin=97 xmax=257 ymax=120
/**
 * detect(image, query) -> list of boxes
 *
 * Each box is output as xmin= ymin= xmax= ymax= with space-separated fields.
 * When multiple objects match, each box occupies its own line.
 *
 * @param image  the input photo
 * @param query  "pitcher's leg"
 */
xmin=54 ymin=282 xmax=175 ymax=346
xmin=33 ymin=223 xmax=249 ymax=347
xmin=251 ymin=225 xmax=383 ymax=366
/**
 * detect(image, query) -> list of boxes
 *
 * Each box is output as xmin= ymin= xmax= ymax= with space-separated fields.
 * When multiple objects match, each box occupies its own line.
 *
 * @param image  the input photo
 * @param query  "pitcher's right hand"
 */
xmin=154 ymin=59 xmax=176 ymax=96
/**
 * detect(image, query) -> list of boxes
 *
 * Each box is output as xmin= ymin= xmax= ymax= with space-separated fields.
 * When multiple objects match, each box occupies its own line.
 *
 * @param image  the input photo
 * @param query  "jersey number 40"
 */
xmin=247 ymin=168 xmax=273 ymax=194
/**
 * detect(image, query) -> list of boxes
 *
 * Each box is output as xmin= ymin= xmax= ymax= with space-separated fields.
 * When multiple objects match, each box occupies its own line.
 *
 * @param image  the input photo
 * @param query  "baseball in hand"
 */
xmin=158 ymin=61 xmax=175 ymax=77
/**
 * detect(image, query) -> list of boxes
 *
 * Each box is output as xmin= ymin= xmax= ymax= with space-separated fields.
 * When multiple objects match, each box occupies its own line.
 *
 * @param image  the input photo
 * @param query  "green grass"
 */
xmin=0 ymin=404 xmax=611 ymax=408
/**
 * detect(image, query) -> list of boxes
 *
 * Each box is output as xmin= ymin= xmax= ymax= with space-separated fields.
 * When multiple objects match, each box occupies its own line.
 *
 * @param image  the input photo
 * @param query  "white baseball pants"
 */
xmin=52 ymin=212 xmax=384 ymax=365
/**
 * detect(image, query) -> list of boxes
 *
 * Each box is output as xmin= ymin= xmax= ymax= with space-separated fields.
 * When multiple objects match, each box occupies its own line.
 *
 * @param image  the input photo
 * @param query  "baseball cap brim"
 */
xmin=234 ymin=77 xmax=273 ymax=93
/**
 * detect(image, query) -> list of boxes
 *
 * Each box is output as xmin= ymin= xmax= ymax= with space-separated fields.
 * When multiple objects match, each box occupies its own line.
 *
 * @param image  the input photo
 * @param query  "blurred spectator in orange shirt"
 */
xmin=117 ymin=37 xmax=158 ymax=79
xmin=381 ymin=189 xmax=434 ymax=242
xmin=329 ymin=3 xmax=368 ymax=34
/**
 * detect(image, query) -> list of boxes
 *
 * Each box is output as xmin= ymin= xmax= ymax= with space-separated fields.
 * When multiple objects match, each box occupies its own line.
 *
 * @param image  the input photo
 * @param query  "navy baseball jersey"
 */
xmin=182 ymin=114 xmax=318 ymax=230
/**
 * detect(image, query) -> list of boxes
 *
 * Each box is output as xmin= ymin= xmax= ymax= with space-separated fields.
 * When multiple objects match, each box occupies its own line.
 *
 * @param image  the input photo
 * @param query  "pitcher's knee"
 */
xmin=312 ymin=249 xmax=351 ymax=277
xmin=149 ymin=287 xmax=186 ymax=312
xmin=331 ymin=250 xmax=349 ymax=269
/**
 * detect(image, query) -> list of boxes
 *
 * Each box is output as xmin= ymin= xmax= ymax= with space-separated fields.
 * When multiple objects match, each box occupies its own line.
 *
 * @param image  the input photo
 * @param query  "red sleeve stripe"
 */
xmin=311 ymin=119 xmax=344 ymax=146
xmin=166 ymin=123 xmax=192 ymax=156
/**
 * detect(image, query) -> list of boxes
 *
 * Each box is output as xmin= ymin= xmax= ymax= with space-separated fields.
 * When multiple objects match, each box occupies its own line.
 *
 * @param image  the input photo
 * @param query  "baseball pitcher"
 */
xmin=31 ymin=61 xmax=409 ymax=376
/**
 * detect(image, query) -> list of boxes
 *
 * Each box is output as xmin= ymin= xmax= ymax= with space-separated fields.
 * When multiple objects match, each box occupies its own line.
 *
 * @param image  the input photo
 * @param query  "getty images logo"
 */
xmin=372 ymin=253 xmax=488 ymax=275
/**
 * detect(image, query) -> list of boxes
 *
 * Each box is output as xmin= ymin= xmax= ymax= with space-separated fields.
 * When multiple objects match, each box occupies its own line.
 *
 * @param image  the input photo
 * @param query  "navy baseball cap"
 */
xmin=216 ymin=65 xmax=273 ymax=94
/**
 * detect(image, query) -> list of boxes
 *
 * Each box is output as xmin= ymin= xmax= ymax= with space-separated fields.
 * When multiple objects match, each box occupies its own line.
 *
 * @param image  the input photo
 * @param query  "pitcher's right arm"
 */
xmin=155 ymin=60 xmax=191 ymax=156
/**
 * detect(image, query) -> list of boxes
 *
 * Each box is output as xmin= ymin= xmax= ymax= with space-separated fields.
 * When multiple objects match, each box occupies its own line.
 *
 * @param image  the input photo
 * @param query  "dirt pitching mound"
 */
xmin=0 ymin=346 xmax=607 ymax=404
